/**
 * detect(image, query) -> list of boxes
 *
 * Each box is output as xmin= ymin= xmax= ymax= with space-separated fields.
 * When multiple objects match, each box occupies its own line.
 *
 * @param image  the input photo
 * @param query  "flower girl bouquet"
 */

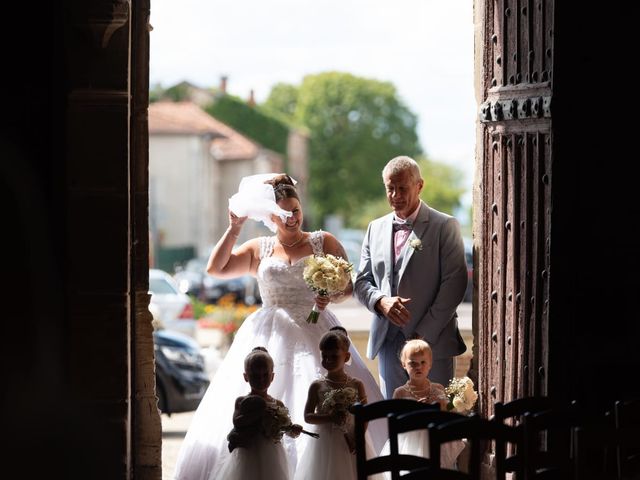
xmin=445 ymin=376 xmax=478 ymax=415
xmin=321 ymin=386 xmax=359 ymax=451
xmin=261 ymin=403 xmax=295 ymax=442
xmin=262 ymin=402 xmax=319 ymax=442
xmin=303 ymin=254 xmax=353 ymax=323
xmin=321 ymin=386 xmax=358 ymax=428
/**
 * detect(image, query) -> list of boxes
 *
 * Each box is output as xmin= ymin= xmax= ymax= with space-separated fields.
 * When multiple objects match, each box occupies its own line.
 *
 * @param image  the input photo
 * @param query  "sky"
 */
xmin=149 ymin=0 xmax=476 ymax=203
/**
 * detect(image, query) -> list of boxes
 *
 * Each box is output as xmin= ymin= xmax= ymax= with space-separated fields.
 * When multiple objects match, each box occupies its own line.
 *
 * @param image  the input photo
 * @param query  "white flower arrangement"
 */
xmin=261 ymin=403 xmax=293 ymax=442
xmin=260 ymin=402 xmax=319 ymax=441
xmin=303 ymin=254 xmax=353 ymax=323
xmin=445 ymin=376 xmax=478 ymax=415
xmin=320 ymin=386 xmax=358 ymax=427
xmin=409 ymin=238 xmax=423 ymax=251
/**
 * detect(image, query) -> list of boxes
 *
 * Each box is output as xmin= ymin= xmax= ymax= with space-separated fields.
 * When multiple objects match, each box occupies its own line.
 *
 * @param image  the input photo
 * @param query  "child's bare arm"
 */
xmin=354 ymin=379 xmax=370 ymax=431
xmin=303 ymin=381 xmax=338 ymax=425
xmin=355 ymin=379 xmax=367 ymax=405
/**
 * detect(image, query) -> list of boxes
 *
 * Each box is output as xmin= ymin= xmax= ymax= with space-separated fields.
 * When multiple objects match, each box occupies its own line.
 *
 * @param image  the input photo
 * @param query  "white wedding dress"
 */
xmin=173 ymin=231 xmax=386 ymax=480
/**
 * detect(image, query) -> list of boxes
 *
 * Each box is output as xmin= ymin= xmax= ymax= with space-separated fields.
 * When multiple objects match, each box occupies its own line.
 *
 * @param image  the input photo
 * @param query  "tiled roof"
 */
xmin=149 ymin=101 xmax=258 ymax=160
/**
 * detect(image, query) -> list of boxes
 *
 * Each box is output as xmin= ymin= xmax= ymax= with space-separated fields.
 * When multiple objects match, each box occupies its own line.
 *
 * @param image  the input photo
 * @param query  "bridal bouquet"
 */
xmin=445 ymin=376 xmax=478 ymax=415
xmin=320 ymin=386 xmax=358 ymax=426
xmin=303 ymin=254 xmax=353 ymax=323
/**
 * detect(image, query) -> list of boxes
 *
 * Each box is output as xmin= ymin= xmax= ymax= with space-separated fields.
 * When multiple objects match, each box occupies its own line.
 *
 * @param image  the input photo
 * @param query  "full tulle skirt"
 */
xmin=173 ymin=305 xmax=385 ymax=480
xmin=294 ymin=421 xmax=384 ymax=480
xmin=210 ymin=435 xmax=290 ymax=480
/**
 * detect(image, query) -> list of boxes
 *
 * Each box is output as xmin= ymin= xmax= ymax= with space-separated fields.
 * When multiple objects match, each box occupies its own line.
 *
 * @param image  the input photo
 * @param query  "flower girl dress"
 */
xmin=379 ymin=384 xmax=466 ymax=478
xmin=173 ymin=231 xmax=386 ymax=480
xmin=212 ymin=396 xmax=291 ymax=480
xmin=294 ymin=377 xmax=382 ymax=480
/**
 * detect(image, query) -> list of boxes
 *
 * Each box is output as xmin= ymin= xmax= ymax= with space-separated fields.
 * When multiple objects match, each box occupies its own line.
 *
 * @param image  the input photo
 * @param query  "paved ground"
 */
xmin=161 ymin=411 xmax=193 ymax=480
xmin=161 ymin=298 xmax=473 ymax=479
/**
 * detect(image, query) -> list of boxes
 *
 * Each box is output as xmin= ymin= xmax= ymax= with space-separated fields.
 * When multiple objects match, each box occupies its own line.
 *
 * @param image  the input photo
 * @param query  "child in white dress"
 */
xmin=212 ymin=347 xmax=303 ymax=480
xmin=294 ymin=327 xmax=378 ymax=480
xmin=389 ymin=339 xmax=466 ymax=470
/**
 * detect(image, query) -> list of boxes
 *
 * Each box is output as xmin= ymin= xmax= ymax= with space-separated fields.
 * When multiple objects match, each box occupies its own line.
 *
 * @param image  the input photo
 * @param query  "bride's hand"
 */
xmin=228 ymin=210 xmax=247 ymax=226
xmin=227 ymin=210 xmax=247 ymax=236
xmin=314 ymin=293 xmax=330 ymax=311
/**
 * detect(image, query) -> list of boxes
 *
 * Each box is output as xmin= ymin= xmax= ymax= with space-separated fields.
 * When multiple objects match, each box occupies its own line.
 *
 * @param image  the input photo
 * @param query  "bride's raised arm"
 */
xmin=206 ymin=210 xmax=259 ymax=278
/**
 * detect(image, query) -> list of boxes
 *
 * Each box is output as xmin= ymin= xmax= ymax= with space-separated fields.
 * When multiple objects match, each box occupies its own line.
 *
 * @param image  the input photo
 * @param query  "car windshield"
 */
xmin=150 ymin=277 xmax=178 ymax=295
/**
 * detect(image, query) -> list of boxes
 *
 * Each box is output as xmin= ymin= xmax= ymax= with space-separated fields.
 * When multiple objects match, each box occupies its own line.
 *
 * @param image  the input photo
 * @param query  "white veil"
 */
xmin=228 ymin=173 xmax=297 ymax=232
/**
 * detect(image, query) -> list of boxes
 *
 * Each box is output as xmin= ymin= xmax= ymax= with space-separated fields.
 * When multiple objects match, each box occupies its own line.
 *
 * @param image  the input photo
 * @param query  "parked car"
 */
xmin=174 ymin=257 xmax=260 ymax=305
xmin=463 ymin=238 xmax=473 ymax=303
xmin=339 ymin=239 xmax=364 ymax=268
xmin=149 ymin=268 xmax=197 ymax=338
xmin=154 ymin=328 xmax=210 ymax=414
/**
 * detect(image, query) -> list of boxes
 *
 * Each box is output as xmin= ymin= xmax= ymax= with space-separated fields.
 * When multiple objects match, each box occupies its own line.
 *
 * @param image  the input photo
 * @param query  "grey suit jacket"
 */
xmin=354 ymin=201 xmax=468 ymax=360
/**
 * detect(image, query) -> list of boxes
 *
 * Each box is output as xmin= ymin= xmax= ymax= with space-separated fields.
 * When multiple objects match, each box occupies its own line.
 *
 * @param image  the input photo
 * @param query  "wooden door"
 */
xmin=475 ymin=0 xmax=554 ymax=420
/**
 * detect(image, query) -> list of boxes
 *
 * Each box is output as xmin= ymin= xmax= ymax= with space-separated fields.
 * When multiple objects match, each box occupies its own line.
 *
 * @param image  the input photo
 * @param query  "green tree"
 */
xmin=149 ymin=83 xmax=166 ymax=103
xmin=265 ymin=71 xmax=422 ymax=228
xmin=263 ymin=83 xmax=299 ymax=118
xmin=207 ymin=94 xmax=291 ymax=157
xmin=418 ymin=157 xmax=466 ymax=216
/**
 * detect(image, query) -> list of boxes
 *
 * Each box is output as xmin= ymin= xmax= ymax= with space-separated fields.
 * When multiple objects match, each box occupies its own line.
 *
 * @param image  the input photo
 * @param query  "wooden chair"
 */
xmin=614 ymin=398 xmax=640 ymax=479
xmin=351 ymin=399 xmax=439 ymax=480
xmin=386 ymin=409 xmax=467 ymax=480
xmin=360 ymin=453 xmax=434 ymax=479
xmin=427 ymin=414 xmax=520 ymax=480
xmin=573 ymin=419 xmax=640 ymax=480
xmin=522 ymin=401 xmax=608 ymax=480
xmin=401 ymin=466 xmax=470 ymax=480
xmin=492 ymin=396 xmax=556 ymax=477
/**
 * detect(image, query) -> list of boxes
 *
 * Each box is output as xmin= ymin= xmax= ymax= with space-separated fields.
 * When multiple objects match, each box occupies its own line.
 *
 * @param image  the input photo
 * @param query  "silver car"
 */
xmin=149 ymin=268 xmax=197 ymax=338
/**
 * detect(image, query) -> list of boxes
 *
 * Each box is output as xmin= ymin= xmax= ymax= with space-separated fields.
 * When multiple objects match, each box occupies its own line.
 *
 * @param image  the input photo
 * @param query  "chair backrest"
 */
xmin=614 ymin=398 xmax=640 ymax=479
xmin=428 ymin=415 xmax=520 ymax=480
xmin=493 ymin=396 xmax=556 ymax=476
xmin=351 ymin=399 xmax=439 ymax=480
xmin=522 ymin=401 xmax=603 ymax=480
xmin=400 ymin=466 xmax=471 ymax=480
xmin=573 ymin=419 xmax=640 ymax=480
xmin=388 ymin=409 xmax=467 ymax=457
xmin=386 ymin=409 xmax=467 ymax=480
xmin=363 ymin=453 xmax=434 ymax=479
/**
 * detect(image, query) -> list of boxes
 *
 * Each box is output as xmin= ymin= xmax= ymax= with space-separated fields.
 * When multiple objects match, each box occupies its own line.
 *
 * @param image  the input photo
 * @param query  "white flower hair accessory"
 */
xmin=228 ymin=173 xmax=298 ymax=232
xmin=409 ymin=238 xmax=423 ymax=251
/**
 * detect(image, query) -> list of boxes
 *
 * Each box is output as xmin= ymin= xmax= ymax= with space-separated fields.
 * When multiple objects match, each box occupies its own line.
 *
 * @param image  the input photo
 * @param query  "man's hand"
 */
xmin=376 ymin=296 xmax=411 ymax=327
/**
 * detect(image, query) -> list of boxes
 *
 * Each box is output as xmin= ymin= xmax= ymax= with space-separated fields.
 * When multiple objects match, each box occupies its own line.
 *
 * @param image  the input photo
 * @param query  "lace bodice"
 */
xmin=256 ymin=231 xmax=324 ymax=319
xmin=395 ymin=381 xmax=447 ymax=405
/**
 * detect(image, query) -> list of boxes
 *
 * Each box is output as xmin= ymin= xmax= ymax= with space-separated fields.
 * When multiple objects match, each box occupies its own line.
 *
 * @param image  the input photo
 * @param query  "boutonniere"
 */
xmin=409 ymin=239 xmax=423 ymax=251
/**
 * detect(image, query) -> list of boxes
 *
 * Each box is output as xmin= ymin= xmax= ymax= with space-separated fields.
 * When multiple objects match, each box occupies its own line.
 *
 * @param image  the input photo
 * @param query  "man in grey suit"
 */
xmin=354 ymin=156 xmax=468 ymax=398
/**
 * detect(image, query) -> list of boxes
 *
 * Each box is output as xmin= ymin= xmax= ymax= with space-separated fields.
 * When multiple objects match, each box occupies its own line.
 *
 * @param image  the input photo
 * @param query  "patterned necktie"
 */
xmin=392 ymin=219 xmax=412 ymax=262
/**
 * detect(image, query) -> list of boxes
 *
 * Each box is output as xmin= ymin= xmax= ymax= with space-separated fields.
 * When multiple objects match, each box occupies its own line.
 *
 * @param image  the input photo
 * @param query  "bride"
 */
xmin=173 ymin=173 xmax=385 ymax=480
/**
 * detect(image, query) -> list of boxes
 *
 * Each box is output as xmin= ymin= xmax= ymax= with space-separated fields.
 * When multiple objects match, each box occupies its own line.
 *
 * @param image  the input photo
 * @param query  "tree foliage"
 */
xmin=206 ymin=95 xmax=291 ymax=157
xmin=263 ymin=83 xmax=299 ymax=119
xmin=264 ymin=71 xmax=422 ymax=228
